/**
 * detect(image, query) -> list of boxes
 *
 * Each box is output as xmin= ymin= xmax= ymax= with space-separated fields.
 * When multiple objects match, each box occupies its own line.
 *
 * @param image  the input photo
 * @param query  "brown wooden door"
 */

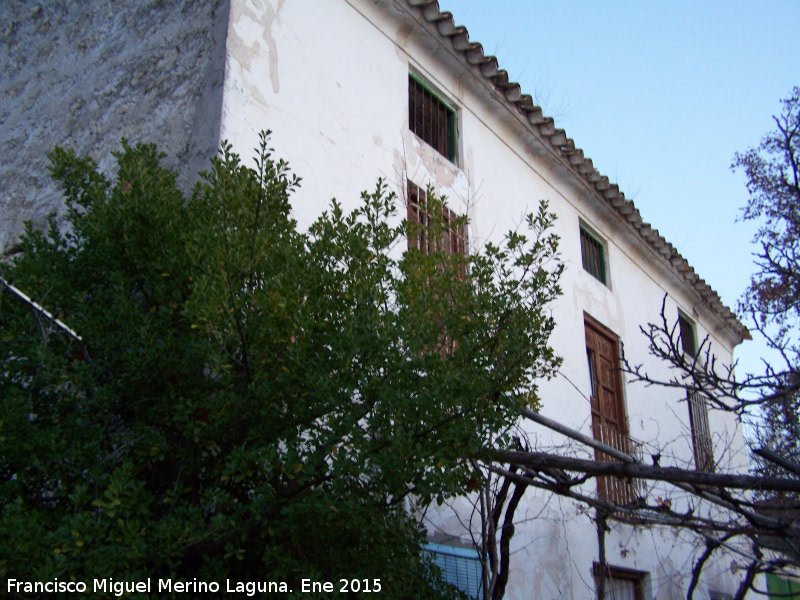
xmin=585 ymin=316 xmax=627 ymax=440
xmin=585 ymin=315 xmax=632 ymax=504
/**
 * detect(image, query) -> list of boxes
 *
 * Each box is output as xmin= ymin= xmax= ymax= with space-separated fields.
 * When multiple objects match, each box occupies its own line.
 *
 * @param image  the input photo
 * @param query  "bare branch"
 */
xmin=482 ymin=448 xmax=800 ymax=493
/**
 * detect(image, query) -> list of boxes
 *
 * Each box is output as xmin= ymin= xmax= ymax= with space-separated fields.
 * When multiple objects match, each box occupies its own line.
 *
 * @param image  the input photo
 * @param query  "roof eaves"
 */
xmin=404 ymin=0 xmax=751 ymax=343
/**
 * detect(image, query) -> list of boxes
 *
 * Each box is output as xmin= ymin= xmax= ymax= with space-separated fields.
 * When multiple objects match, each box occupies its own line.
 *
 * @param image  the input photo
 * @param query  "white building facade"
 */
xmin=215 ymin=2 xmax=751 ymax=598
xmin=1 ymin=0 xmax=752 ymax=597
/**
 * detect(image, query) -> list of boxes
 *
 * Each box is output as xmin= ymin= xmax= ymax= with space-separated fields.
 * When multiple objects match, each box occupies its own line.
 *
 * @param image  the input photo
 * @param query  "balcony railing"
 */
xmin=593 ymin=423 xmax=645 ymax=507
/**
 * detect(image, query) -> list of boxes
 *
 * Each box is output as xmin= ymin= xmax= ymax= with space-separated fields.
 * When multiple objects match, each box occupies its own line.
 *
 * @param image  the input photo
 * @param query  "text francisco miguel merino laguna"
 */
xmin=8 ymin=577 xmax=384 ymax=595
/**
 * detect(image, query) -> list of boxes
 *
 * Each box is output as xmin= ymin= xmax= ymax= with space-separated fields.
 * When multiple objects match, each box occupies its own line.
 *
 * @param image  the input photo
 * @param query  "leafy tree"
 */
xmin=0 ymin=133 xmax=562 ymax=597
xmin=732 ymin=87 xmax=800 ymax=473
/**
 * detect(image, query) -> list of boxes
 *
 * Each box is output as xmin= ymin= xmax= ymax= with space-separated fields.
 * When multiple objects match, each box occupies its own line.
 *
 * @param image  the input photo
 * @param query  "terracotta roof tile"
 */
xmin=404 ymin=0 xmax=750 ymax=342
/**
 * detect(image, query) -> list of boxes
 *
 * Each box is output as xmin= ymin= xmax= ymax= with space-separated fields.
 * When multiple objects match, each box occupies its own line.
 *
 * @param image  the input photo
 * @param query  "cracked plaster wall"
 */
xmin=0 ymin=0 xmax=230 ymax=255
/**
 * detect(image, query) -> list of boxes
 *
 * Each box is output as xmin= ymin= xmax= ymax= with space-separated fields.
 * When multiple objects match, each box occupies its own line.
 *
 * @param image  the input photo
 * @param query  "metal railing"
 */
xmin=593 ymin=423 xmax=646 ymax=507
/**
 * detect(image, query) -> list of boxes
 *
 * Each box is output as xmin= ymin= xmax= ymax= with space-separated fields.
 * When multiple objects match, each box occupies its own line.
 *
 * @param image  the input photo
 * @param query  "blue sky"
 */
xmin=439 ymin=0 xmax=800 ymax=373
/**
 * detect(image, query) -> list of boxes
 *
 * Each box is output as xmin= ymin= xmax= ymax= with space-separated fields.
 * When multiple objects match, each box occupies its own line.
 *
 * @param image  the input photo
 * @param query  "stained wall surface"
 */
xmin=0 ymin=0 xmax=230 ymax=254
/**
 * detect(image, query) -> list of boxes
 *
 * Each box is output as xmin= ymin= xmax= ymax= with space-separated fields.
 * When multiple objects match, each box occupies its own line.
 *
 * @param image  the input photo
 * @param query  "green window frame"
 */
xmin=580 ymin=226 xmax=607 ymax=285
xmin=767 ymin=574 xmax=800 ymax=599
xmin=678 ymin=312 xmax=697 ymax=356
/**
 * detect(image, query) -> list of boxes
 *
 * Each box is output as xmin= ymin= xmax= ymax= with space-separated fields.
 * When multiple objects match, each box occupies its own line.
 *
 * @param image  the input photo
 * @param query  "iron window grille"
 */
xmin=422 ymin=543 xmax=483 ymax=599
xmin=409 ymin=75 xmax=456 ymax=162
xmin=580 ymin=226 xmax=607 ymax=284
xmin=678 ymin=313 xmax=697 ymax=356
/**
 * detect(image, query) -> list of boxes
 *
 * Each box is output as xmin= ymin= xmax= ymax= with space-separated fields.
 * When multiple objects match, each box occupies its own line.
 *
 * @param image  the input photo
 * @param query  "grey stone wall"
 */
xmin=0 ymin=0 xmax=230 ymax=255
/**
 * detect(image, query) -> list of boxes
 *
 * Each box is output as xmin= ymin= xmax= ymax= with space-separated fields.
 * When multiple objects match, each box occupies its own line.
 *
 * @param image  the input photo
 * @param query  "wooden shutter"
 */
xmin=688 ymin=392 xmax=714 ymax=471
xmin=586 ymin=317 xmax=627 ymax=440
xmin=407 ymin=181 xmax=467 ymax=258
xmin=585 ymin=316 xmax=633 ymax=504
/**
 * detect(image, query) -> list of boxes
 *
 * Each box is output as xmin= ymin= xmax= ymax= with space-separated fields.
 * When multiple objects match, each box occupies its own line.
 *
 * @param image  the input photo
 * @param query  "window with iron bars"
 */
xmin=688 ymin=391 xmax=714 ymax=471
xmin=580 ymin=226 xmax=607 ymax=285
xmin=422 ymin=543 xmax=483 ymax=599
xmin=407 ymin=181 xmax=467 ymax=258
xmin=409 ymin=75 xmax=456 ymax=162
xmin=678 ymin=312 xmax=697 ymax=356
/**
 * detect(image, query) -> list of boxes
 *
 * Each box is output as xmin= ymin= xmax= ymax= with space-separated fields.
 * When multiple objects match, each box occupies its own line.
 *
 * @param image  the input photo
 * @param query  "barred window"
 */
xmin=422 ymin=543 xmax=483 ymax=599
xmin=678 ymin=313 xmax=697 ymax=356
xmin=407 ymin=181 xmax=467 ymax=257
xmin=580 ymin=226 xmax=607 ymax=285
xmin=409 ymin=75 xmax=456 ymax=162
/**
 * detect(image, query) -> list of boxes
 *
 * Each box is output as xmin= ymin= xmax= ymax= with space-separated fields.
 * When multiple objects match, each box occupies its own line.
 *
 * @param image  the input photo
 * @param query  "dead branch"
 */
xmin=482 ymin=448 xmax=800 ymax=493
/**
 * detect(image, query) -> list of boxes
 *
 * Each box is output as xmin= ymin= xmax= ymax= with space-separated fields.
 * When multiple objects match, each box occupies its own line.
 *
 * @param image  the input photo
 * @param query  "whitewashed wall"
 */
xmin=219 ymin=1 xmax=749 ymax=598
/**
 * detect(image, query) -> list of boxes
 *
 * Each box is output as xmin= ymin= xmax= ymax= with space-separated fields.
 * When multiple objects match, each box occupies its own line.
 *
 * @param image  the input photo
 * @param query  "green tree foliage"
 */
xmin=0 ymin=133 xmax=561 ymax=597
